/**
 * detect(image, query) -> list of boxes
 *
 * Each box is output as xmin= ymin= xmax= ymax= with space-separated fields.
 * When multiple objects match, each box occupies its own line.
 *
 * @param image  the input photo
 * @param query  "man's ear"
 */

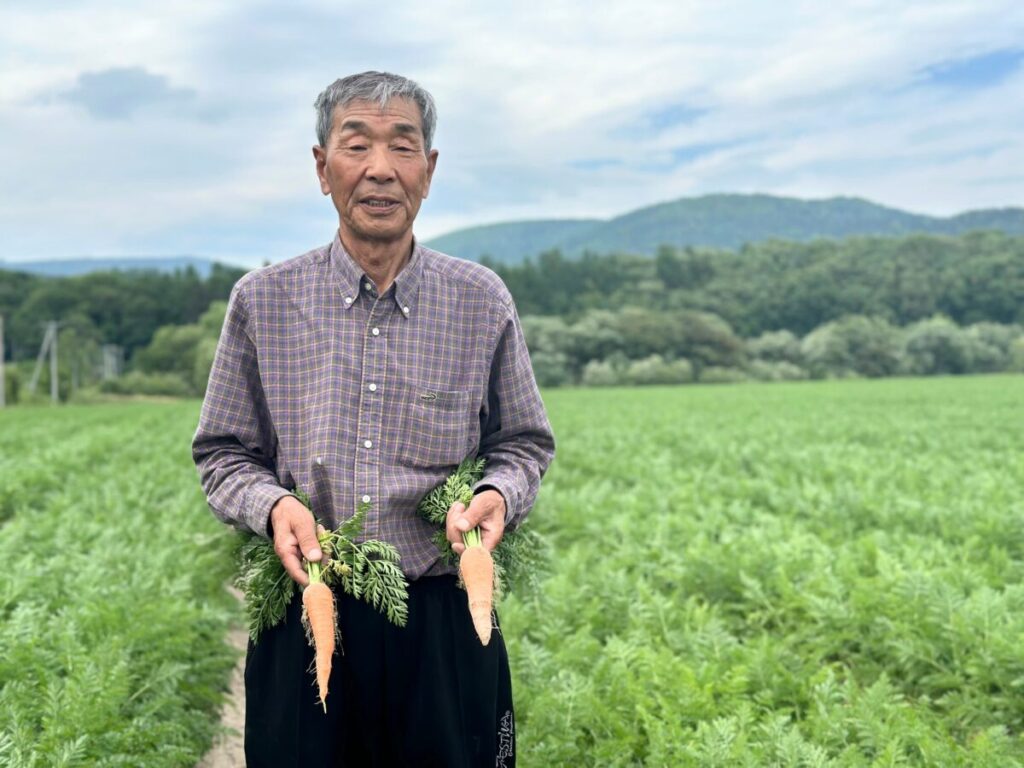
xmin=423 ymin=148 xmax=439 ymax=199
xmin=312 ymin=145 xmax=330 ymax=195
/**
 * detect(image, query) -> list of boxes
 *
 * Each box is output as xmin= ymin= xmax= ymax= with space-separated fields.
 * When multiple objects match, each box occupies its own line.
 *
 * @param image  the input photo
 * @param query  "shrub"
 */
xmin=963 ymin=322 xmax=1023 ymax=372
xmin=1009 ymin=338 xmax=1024 ymax=373
xmin=2 ymin=365 xmax=21 ymax=405
xmin=699 ymin=366 xmax=747 ymax=383
xmin=581 ymin=359 xmax=622 ymax=387
xmin=133 ymin=324 xmax=205 ymax=376
xmin=99 ymin=371 xmax=193 ymax=398
xmin=801 ymin=315 xmax=901 ymax=379
xmin=192 ymin=336 xmax=220 ymax=396
xmin=530 ymin=349 xmax=573 ymax=388
xmin=747 ymin=330 xmax=804 ymax=365
xmin=900 ymin=316 xmax=973 ymax=375
xmin=622 ymin=355 xmax=693 ymax=385
xmin=747 ymin=359 xmax=809 ymax=381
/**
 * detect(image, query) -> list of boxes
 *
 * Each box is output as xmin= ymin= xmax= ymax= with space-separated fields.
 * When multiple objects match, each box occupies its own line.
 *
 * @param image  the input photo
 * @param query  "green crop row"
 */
xmin=2 ymin=376 xmax=1022 ymax=766
xmin=504 ymin=375 xmax=1024 ymax=766
xmin=0 ymin=403 xmax=238 ymax=767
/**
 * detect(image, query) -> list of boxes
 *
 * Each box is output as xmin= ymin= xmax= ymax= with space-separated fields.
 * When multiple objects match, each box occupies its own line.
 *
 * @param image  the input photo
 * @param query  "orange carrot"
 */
xmin=459 ymin=528 xmax=494 ymax=645
xmin=301 ymin=563 xmax=335 ymax=711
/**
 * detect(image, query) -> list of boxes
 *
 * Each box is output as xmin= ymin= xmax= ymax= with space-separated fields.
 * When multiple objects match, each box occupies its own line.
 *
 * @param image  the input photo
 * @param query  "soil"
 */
xmin=196 ymin=592 xmax=248 ymax=768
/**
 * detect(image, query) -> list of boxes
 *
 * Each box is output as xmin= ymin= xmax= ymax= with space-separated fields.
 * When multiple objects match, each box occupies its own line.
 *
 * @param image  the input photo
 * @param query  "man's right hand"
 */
xmin=270 ymin=495 xmax=323 ymax=587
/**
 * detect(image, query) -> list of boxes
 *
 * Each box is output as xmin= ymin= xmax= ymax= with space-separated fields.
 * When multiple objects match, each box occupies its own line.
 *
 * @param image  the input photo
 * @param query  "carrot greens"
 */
xmin=418 ymin=457 xmax=547 ymax=603
xmin=235 ymin=495 xmax=408 ymax=644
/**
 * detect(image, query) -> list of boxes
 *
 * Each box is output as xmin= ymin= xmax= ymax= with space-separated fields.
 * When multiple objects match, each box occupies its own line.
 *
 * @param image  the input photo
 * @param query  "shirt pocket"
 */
xmin=395 ymin=382 xmax=476 ymax=469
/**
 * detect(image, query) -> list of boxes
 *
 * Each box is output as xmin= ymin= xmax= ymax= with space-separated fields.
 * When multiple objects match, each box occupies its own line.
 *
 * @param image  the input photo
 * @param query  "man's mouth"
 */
xmin=360 ymin=197 xmax=400 ymax=213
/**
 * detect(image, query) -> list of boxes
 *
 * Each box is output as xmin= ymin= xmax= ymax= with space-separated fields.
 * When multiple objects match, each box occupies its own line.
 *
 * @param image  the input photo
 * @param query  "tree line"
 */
xmin=0 ymin=263 xmax=245 ymax=362
xmin=522 ymin=310 xmax=1023 ymax=387
xmin=1 ymin=230 xmax=1022 ymax=401
xmin=0 ymin=265 xmax=243 ymax=403
xmin=486 ymin=229 xmax=1024 ymax=335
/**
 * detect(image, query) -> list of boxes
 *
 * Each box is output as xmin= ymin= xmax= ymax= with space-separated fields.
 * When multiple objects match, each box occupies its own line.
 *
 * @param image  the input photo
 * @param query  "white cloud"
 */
xmin=2 ymin=0 xmax=1024 ymax=260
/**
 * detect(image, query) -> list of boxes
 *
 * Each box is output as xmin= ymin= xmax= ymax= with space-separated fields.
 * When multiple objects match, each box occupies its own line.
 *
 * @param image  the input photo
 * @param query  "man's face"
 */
xmin=314 ymin=97 xmax=438 ymax=248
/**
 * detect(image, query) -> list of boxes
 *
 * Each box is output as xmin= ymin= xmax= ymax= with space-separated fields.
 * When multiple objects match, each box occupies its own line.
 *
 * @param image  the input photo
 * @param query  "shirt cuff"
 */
xmin=245 ymin=483 xmax=297 ymax=539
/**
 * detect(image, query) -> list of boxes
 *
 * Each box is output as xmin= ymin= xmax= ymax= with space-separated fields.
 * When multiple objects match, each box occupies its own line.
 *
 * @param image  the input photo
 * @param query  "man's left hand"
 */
xmin=447 ymin=489 xmax=506 ymax=555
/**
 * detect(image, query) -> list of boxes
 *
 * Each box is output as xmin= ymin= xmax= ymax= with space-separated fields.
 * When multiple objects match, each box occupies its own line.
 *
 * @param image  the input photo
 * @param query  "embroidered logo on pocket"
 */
xmin=419 ymin=391 xmax=438 ymax=402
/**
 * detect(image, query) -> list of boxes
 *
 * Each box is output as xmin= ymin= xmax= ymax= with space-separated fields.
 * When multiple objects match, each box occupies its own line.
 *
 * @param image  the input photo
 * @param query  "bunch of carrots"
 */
xmin=238 ymin=465 xmax=543 ymax=708
xmin=418 ymin=458 xmax=544 ymax=645
xmin=236 ymin=498 xmax=408 ymax=711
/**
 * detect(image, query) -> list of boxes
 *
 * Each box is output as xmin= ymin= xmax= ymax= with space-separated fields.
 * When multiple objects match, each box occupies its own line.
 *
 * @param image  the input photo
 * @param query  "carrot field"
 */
xmin=1 ymin=376 xmax=1023 ymax=766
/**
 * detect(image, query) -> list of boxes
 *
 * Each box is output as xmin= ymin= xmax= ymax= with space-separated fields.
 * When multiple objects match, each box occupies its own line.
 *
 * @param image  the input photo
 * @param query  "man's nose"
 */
xmin=364 ymin=144 xmax=395 ymax=183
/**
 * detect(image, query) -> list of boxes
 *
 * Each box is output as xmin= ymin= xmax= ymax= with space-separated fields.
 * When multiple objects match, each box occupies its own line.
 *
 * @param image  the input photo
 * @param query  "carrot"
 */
xmin=459 ymin=526 xmax=494 ymax=645
xmin=418 ymin=459 xmax=545 ymax=646
xmin=301 ymin=560 xmax=336 ymax=711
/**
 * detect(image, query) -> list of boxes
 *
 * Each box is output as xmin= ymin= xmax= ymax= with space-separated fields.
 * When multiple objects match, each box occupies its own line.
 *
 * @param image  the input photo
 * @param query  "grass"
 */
xmin=1 ymin=376 xmax=1022 ymax=765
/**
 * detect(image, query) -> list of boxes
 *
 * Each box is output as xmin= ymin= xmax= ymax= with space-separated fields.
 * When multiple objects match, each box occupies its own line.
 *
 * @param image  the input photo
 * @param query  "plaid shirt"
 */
xmin=192 ymin=233 xmax=555 ymax=579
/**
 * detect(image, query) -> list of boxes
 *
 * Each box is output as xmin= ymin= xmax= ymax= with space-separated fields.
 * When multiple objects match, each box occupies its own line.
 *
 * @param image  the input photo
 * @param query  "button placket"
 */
xmin=355 ymin=302 xmax=389 ymax=536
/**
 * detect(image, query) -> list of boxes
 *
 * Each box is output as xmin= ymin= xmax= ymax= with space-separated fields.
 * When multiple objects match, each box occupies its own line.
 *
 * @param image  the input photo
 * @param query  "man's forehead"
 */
xmin=332 ymin=98 xmax=422 ymax=131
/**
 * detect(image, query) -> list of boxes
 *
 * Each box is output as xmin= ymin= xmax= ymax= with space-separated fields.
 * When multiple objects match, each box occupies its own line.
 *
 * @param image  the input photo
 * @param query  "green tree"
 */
xmin=802 ymin=315 xmax=901 ymax=378
xmin=134 ymin=324 xmax=205 ymax=376
xmin=747 ymin=330 xmax=803 ymax=365
xmin=900 ymin=316 xmax=973 ymax=375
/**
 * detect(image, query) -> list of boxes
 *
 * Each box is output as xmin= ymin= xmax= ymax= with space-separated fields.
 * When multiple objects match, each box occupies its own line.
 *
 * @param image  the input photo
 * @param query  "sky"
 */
xmin=2 ymin=0 xmax=1023 ymax=267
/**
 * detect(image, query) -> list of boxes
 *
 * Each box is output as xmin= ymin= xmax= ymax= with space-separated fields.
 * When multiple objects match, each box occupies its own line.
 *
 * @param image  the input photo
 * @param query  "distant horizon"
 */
xmin=5 ymin=190 xmax=1024 ymax=268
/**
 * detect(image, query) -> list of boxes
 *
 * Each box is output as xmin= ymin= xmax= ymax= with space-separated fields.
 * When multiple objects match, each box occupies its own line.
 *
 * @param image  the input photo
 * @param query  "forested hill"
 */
xmin=426 ymin=193 xmax=1024 ymax=263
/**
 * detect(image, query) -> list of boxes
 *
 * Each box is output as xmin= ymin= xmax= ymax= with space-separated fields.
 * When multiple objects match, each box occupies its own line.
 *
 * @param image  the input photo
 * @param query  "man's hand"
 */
xmin=447 ymin=489 xmax=506 ymax=555
xmin=270 ymin=495 xmax=323 ymax=587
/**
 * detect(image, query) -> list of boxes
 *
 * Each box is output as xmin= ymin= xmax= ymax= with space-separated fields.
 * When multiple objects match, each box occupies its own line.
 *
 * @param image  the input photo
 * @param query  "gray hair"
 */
xmin=314 ymin=71 xmax=437 ymax=152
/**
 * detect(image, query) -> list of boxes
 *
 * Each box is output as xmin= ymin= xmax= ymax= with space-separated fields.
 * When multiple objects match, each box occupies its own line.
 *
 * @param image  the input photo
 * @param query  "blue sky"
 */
xmin=2 ymin=1 xmax=1023 ymax=266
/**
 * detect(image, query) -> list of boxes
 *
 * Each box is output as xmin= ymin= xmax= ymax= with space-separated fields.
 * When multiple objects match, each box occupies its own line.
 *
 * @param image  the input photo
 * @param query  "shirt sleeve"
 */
xmin=472 ymin=297 xmax=556 ymax=528
xmin=191 ymin=283 xmax=295 ymax=537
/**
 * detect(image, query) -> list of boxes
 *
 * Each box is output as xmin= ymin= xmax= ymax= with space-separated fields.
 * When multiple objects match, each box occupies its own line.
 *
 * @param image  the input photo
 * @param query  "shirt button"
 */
xmin=315 ymin=456 xmax=323 ymax=465
xmin=402 ymin=306 xmax=410 ymax=315
xmin=368 ymin=383 xmax=377 ymax=392
xmin=361 ymin=494 xmax=371 ymax=503
xmin=344 ymin=297 xmax=353 ymax=305
xmin=363 ymin=440 xmax=373 ymax=449
xmin=371 ymin=327 xmax=380 ymax=336
xmin=364 ymin=282 xmax=372 ymax=291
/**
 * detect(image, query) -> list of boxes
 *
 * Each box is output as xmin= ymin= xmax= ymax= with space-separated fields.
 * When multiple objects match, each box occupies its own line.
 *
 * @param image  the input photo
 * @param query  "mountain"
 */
xmin=425 ymin=194 xmax=1024 ymax=263
xmin=426 ymin=219 xmax=600 ymax=263
xmin=8 ymin=195 xmax=1024 ymax=276
xmin=0 ymin=256 xmax=235 ymax=278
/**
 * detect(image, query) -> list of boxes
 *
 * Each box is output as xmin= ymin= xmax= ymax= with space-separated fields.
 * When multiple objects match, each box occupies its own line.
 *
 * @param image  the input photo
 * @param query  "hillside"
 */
xmin=426 ymin=193 xmax=1024 ymax=263
xmin=425 ymin=219 xmax=599 ymax=263
xmin=7 ymin=194 xmax=1024 ymax=276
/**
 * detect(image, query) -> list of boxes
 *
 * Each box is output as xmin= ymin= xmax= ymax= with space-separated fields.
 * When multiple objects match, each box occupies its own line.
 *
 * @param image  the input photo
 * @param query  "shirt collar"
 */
xmin=328 ymin=232 xmax=424 ymax=318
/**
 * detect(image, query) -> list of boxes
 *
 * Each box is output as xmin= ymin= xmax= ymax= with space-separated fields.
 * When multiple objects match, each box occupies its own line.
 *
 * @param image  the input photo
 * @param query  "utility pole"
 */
xmin=0 ymin=315 xmax=5 ymax=408
xmin=28 ymin=321 xmax=60 ymax=403
xmin=50 ymin=321 xmax=58 ymax=404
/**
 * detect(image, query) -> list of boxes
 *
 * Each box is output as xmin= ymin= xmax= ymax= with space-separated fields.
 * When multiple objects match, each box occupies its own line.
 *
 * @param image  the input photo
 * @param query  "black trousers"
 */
xmin=244 ymin=575 xmax=516 ymax=767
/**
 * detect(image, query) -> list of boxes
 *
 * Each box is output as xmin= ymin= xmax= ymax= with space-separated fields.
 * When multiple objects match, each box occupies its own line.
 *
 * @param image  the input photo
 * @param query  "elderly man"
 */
xmin=192 ymin=71 xmax=554 ymax=766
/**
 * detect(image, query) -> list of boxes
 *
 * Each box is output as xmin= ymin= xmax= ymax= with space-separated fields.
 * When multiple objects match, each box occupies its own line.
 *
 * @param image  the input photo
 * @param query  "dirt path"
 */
xmin=197 ymin=590 xmax=247 ymax=768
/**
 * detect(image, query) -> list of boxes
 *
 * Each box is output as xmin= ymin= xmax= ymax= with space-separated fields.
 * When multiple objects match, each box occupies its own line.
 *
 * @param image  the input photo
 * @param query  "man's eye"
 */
xmin=393 ymin=146 xmax=414 ymax=153
xmin=348 ymin=145 xmax=367 ymax=152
